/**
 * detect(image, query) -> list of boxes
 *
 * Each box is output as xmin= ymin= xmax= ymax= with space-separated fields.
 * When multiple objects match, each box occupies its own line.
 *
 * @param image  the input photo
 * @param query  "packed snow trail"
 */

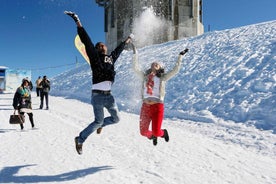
xmin=1 ymin=92 xmax=276 ymax=184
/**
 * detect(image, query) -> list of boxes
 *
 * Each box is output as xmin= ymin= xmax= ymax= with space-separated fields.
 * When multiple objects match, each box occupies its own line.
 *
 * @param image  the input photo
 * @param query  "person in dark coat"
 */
xmin=13 ymin=78 xmax=35 ymax=129
xmin=39 ymin=75 xmax=50 ymax=110
xmin=65 ymin=11 xmax=132 ymax=154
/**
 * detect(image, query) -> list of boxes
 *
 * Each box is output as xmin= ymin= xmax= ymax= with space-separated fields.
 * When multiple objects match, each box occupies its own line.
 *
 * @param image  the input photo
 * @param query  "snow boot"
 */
xmin=96 ymin=127 xmax=102 ymax=134
xmin=152 ymin=136 xmax=158 ymax=146
xmin=162 ymin=129 xmax=169 ymax=142
xmin=74 ymin=137 xmax=83 ymax=155
xmin=64 ymin=11 xmax=80 ymax=23
xmin=20 ymin=124 xmax=24 ymax=130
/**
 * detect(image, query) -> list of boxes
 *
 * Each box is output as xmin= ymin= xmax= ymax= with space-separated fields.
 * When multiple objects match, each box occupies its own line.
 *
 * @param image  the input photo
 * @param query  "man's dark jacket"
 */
xmin=77 ymin=27 xmax=127 ymax=84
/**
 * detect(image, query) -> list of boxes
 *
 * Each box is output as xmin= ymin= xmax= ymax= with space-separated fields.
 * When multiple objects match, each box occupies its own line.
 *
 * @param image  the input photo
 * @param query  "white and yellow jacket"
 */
xmin=132 ymin=44 xmax=185 ymax=103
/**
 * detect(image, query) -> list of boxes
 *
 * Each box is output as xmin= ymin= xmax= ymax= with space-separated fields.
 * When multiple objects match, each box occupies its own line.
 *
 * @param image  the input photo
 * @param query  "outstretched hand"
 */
xmin=125 ymin=33 xmax=134 ymax=43
xmin=180 ymin=48 xmax=189 ymax=55
xmin=64 ymin=11 xmax=80 ymax=23
xmin=128 ymin=33 xmax=135 ymax=40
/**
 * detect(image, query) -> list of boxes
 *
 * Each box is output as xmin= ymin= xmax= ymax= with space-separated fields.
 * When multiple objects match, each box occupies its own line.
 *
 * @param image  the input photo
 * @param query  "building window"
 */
xmin=199 ymin=0 xmax=203 ymax=23
xmin=111 ymin=1 xmax=115 ymax=28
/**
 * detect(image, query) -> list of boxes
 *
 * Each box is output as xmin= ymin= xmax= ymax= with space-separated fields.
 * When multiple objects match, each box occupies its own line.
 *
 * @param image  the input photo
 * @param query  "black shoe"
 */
xmin=64 ymin=11 xmax=80 ymax=22
xmin=96 ymin=127 xmax=102 ymax=134
xmin=152 ymin=136 xmax=157 ymax=146
xmin=162 ymin=129 xmax=169 ymax=142
xmin=74 ymin=137 xmax=83 ymax=155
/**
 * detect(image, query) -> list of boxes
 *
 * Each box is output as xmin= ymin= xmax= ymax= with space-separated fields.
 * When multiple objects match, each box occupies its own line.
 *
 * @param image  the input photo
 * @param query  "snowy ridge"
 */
xmin=52 ymin=20 xmax=276 ymax=133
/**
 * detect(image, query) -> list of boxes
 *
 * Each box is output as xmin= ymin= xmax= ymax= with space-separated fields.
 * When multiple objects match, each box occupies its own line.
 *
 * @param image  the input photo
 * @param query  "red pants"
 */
xmin=139 ymin=103 xmax=165 ymax=138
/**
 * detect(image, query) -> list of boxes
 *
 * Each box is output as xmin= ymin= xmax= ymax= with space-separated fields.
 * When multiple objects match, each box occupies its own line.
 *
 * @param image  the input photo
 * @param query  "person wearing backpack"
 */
xmin=39 ymin=75 xmax=50 ymax=110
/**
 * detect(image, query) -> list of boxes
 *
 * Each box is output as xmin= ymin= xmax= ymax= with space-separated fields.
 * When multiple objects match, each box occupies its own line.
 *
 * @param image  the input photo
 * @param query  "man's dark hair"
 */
xmin=95 ymin=42 xmax=104 ymax=50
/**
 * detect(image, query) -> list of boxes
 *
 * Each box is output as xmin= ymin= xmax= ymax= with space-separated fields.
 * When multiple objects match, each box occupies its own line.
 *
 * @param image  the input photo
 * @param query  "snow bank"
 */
xmin=51 ymin=20 xmax=276 ymax=133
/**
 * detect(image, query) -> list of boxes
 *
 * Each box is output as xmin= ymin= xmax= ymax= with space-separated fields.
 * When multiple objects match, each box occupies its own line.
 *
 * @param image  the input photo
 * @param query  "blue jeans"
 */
xmin=78 ymin=92 xmax=120 ymax=143
xmin=40 ymin=91 xmax=49 ymax=108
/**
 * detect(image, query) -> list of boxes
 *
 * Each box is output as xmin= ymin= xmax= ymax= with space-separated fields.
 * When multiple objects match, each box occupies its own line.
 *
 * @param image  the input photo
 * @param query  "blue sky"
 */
xmin=1 ymin=0 xmax=275 ymax=81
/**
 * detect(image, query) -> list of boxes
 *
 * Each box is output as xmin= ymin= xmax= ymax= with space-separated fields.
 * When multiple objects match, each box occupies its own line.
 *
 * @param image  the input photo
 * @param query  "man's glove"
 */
xmin=64 ymin=11 xmax=80 ymax=23
xmin=180 ymin=48 xmax=189 ymax=55
xmin=128 ymin=33 xmax=135 ymax=40
xmin=125 ymin=34 xmax=134 ymax=43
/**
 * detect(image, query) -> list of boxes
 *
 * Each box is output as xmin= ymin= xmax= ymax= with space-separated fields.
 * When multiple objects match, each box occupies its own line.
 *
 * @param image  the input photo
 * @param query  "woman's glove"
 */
xmin=180 ymin=48 xmax=189 ymax=55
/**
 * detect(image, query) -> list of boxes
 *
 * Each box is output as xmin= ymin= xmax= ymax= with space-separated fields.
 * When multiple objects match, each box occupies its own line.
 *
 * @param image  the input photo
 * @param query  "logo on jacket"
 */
xmin=104 ymin=56 xmax=113 ymax=64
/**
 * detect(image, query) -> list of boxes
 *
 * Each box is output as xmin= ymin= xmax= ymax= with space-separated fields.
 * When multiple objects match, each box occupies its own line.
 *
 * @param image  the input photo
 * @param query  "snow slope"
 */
xmin=1 ymin=20 xmax=276 ymax=184
xmin=0 ymin=92 xmax=276 ymax=184
xmin=52 ymin=20 xmax=276 ymax=132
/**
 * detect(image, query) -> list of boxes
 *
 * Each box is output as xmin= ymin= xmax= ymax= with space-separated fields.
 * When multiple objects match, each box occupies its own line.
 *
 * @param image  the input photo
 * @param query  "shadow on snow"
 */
xmin=0 ymin=164 xmax=113 ymax=183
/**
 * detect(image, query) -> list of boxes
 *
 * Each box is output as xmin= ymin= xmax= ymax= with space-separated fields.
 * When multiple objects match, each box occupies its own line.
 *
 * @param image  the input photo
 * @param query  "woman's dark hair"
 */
xmin=156 ymin=68 xmax=165 ymax=77
xmin=145 ymin=68 xmax=165 ymax=78
xmin=21 ymin=78 xmax=29 ymax=87
xmin=145 ymin=69 xmax=151 ymax=75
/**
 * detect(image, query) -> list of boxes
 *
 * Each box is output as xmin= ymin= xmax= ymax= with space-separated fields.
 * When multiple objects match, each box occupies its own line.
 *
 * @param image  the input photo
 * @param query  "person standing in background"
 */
xmin=35 ymin=76 xmax=42 ymax=97
xmin=39 ymin=75 xmax=50 ymax=110
xmin=13 ymin=78 xmax=35 ymax=130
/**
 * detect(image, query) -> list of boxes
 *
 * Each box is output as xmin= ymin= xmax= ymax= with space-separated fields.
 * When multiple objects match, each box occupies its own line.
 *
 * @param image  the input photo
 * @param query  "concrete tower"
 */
xmin=95 ymin=0 xmax=203 ymax=50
